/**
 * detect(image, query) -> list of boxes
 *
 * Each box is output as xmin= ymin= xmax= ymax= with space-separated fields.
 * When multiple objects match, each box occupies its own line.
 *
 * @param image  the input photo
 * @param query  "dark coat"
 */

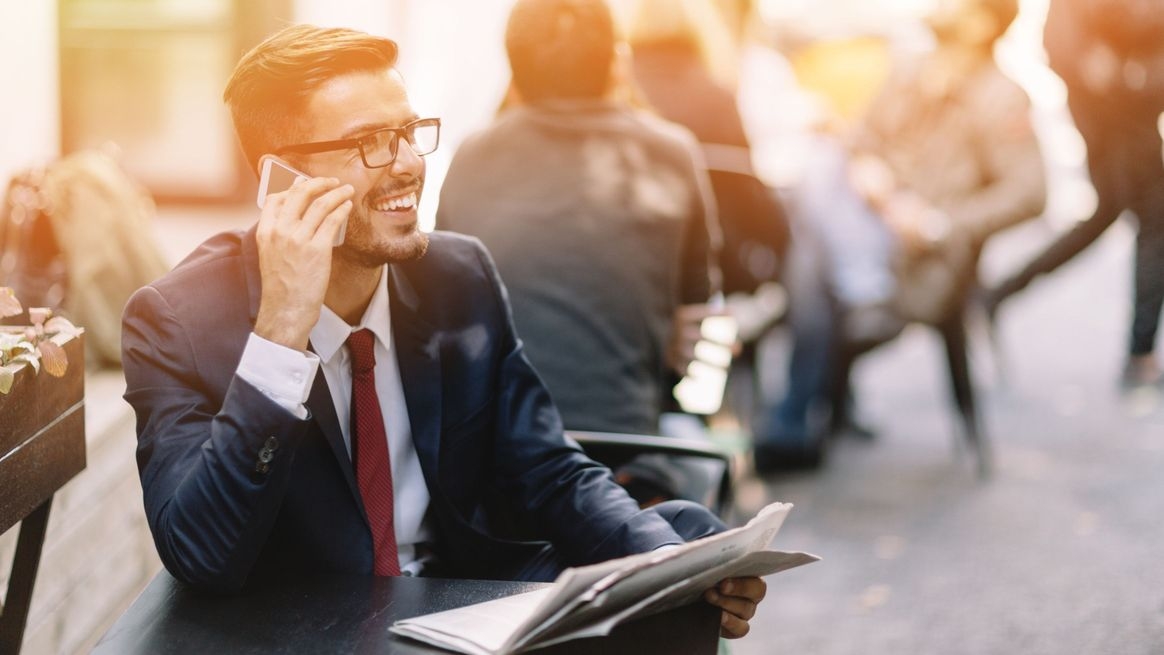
xmin=122 ymin=229 xmax=680 ymax=593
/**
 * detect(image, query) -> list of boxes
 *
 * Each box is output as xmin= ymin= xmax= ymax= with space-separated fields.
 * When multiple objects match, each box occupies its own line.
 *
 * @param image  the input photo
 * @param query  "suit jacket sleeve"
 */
xmin=122 ymin=285 xmax=310 ymax=593
xmin=468 ymin=242 xmax=686 ymax=564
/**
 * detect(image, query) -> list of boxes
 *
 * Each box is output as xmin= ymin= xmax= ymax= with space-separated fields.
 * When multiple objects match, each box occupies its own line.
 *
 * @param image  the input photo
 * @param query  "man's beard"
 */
xmin=336 ymin=204 xmax=430 ymax=267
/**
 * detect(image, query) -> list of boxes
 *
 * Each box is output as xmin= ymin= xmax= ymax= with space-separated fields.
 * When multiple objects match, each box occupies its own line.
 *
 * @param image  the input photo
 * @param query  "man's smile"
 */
xmin=365 ymin=187 xmax=421 ymax=224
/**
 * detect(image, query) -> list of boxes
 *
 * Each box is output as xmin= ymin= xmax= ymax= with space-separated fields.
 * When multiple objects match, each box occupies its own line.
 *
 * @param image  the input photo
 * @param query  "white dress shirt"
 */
xmin=236 ymin=265 xmax=434 ymax=575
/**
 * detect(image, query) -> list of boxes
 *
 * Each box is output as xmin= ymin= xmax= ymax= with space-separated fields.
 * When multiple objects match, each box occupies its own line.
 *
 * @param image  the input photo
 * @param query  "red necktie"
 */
xmin=347 ymin=329 xmax=401 ymax=576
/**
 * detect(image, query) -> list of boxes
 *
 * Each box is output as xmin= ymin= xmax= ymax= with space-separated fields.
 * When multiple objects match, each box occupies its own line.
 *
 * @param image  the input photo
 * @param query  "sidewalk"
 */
xmin=735 ymin=218 xmax=1164 ymax=654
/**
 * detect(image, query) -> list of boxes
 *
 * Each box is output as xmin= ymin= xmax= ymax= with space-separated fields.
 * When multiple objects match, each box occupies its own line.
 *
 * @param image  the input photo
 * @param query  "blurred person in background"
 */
xmin=716 ymin=0 xmax=852 ymax=187
xmin=984 ymin=0 xmax=1164 ymax=391
xmin=625 ymin=0 xmax=790 ymax=342
xmin=624 ymin=0 xmax=743 ymax=151
xmin=753 ymin=0 xmax=1046 ymax=471
xmin=438 ymin=0 xmax=724 ymax=506
xmin=624 ymin=0 xmax=791 ymax=451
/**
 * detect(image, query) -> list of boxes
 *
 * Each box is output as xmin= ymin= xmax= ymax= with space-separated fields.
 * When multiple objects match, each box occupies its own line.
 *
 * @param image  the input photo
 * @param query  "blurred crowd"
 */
xmin=4 ymin=0 xmax=1163 ymax=493
xmin=435 ymin=0 xmax=1163 ymax=493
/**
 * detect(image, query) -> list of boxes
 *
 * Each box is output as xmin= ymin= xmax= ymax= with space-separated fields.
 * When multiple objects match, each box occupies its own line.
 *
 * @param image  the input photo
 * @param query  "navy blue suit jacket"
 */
xmin=122 ymin=229 xmax=681 ymax=593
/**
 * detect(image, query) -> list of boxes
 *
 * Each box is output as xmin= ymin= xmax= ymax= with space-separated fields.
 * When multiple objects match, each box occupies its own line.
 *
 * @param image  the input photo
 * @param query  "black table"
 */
xmin=93 ymin=571 xmax=721 ymax=654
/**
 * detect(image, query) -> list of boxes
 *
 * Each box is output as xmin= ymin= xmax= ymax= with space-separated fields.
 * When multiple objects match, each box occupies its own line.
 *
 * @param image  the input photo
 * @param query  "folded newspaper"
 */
xmin=390 ymin=502 xmax=818 ymax=654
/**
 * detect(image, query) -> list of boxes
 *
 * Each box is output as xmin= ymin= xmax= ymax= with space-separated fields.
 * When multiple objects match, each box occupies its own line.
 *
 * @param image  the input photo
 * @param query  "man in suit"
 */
xmin=121 ymin=24 xmax=765 ymax=638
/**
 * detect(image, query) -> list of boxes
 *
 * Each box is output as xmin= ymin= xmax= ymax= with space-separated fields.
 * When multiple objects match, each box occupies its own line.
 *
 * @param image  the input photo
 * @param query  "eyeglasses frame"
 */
xmin=275 ymin=117 xmax=441 ymax=169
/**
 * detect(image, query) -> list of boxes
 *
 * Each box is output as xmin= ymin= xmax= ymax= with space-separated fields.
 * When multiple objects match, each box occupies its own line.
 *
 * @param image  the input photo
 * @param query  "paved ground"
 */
xmin=732 ymin=219 xmax=1164 ymax=655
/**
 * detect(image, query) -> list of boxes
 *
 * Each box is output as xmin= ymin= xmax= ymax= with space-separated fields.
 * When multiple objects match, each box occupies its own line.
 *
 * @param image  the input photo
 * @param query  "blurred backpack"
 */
xmin=0 ymin=169 xmax=67 ymax=311
xmin=0 ymin=149 xmax=170 ymax=367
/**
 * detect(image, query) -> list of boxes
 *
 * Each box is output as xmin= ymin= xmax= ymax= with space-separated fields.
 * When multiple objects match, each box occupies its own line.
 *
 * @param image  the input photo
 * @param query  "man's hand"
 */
xmin=666 ymin=304 xmax=742 ymax=376
xmin=704 ymin=576 xmax=767 ymax=639
xmin=666 ymin=304 xmax=712 ymax=375
xmin=253 ymin=176 xmax=353 ymax=351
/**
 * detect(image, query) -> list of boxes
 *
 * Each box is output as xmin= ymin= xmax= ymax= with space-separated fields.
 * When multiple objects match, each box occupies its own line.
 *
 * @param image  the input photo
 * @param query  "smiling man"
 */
xmin=121 ymin=24 xmax=765 ymax=638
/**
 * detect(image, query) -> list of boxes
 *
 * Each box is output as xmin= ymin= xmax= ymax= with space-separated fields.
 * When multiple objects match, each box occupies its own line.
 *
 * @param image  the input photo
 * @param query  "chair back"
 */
xmin=566 ymin=430 xmax=734 ymax=520
xmin=700 ymin=145 xmax=790 ymax=296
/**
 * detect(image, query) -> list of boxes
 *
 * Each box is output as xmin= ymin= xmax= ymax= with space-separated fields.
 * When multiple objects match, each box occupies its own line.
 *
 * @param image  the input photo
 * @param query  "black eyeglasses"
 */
xmin=276 ymin=117 xmax=441 ymax=169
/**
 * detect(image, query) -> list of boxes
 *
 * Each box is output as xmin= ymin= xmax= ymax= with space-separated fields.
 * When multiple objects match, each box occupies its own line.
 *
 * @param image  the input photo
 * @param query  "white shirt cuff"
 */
xmin=236 ymin=332 xmax=320 ymax=420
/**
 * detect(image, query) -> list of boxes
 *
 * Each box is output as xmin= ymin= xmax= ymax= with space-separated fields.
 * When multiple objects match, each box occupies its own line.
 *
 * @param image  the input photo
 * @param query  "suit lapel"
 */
xmin=388 ymin=263 xmax=443 ymax=484
xmin=303 ymin=350 xmax=364 ymax=511
xmin=241 ymin=227 xmax=364 ymax=511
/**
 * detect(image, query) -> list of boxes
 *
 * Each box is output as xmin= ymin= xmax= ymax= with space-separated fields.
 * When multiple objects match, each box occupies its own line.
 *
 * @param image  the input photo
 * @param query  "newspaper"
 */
xmin=390 ymin=502 xmax=818 ymax=655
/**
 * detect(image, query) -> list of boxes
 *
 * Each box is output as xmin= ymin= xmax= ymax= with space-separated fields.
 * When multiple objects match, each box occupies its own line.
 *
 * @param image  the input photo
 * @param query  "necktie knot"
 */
xmin=347 ymin=329 xmax=377 ymax=375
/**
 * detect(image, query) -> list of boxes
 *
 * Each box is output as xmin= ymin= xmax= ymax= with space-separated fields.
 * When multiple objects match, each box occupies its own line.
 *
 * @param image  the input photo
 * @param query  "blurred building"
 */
xmin=1 ymin=0 xmax=517 ymax=230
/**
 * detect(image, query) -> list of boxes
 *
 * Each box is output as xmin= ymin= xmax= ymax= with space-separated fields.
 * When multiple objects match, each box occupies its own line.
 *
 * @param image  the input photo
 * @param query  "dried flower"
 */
xmin=0 ymin=287 xmax=22 ymax=319
xmin=0 ymin=287 xmax=79 ymax=393
xmin=37 ymin=340 xmax=69 ymax=377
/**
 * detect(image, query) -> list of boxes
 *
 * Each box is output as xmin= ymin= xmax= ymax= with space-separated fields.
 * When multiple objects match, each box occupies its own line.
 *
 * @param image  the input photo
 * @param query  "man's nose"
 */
xmin=389 ymin=140 xmax=423 ymax=179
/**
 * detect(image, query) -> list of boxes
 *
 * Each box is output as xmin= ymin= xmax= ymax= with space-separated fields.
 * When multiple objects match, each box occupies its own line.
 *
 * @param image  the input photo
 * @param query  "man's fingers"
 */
xmin=271 ymin=176 xmax=342 ymax=230
xmin=312 ymin=200 xmax=353 ymax=246
xmin=704 ymin=589 xmax=758 ymax=621
xmin=720 ymin=577 xmax=767 ymax=603
xmin=675 ymin=303 xmax=715 ymax=323
xmin=297 ymin=184 xmax=355 ymax=239
xmin=703 ymin=576 xmax=767 ymax=640
xmin=719 ymin=611 xmax=750 ymax=639
xmin=256 ymin=193 xmax=285 ymax=240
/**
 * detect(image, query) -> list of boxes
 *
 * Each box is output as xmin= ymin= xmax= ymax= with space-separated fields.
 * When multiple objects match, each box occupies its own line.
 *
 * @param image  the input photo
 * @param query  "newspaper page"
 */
xmin=390 ymin=502 xmax=818 ymax=655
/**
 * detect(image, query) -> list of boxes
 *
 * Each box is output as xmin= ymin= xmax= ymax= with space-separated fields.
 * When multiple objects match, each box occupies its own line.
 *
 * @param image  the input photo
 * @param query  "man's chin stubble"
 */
xmin=338 ymin=230 xmax=429 ymax=267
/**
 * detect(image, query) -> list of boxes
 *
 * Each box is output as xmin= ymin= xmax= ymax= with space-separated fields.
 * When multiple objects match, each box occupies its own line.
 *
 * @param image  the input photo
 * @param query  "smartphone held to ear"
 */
xmin=256 ymin=154 xmax=347 ymax=246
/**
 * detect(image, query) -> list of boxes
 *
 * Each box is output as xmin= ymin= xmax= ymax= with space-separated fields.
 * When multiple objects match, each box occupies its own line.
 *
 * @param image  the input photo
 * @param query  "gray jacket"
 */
xmin=437 ymin=100 xmax=721 ymax=433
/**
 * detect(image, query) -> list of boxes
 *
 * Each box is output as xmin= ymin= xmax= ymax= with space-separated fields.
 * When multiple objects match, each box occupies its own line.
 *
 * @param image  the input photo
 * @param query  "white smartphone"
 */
xmin=256 ymin=154 xmax=347 ymax=246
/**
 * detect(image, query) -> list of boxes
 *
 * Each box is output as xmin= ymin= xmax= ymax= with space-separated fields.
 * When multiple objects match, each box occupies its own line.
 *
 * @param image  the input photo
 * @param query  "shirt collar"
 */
xmin=310 ymin=265 xmax=393 ymax=364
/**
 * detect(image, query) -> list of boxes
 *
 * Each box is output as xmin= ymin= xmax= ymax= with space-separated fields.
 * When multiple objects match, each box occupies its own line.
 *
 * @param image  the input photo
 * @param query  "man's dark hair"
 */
xmin=505 ymin=0 xmax=616 ymax=103
xmin=223 ymin=25 xmax=399 ymax=175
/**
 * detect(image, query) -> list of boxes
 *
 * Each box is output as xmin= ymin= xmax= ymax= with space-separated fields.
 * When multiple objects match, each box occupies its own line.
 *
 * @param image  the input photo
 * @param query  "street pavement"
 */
xmin=733 ymin=219 xmax=1164 ymax=655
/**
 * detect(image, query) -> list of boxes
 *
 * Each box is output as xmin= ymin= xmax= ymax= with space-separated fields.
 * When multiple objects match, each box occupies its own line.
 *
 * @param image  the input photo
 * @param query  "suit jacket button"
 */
xmin=258 ymin=448 xmax=274 ymax=464
xmin=254 ymin=461 xmax=270 ymax=475
xmin=265 ymin=436 xmax=279 ymax=451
